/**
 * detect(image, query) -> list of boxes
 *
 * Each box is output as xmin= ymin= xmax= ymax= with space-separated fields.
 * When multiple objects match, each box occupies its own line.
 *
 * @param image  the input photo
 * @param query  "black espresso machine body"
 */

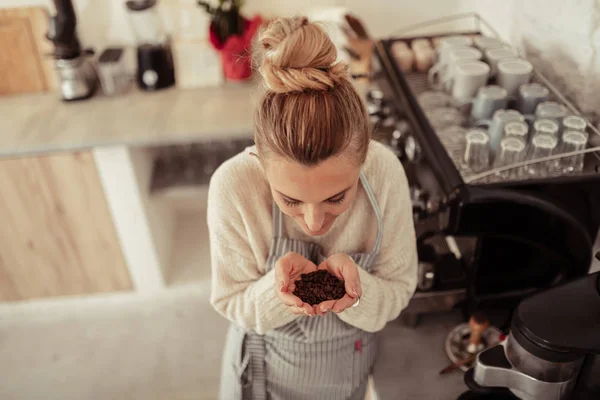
xmin=370 ymin=32 xmax=600 ymax=318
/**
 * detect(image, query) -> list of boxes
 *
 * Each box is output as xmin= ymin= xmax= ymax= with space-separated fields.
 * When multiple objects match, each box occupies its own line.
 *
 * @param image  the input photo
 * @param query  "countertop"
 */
xmin=0 ymin=83 xmax=257 ymax=158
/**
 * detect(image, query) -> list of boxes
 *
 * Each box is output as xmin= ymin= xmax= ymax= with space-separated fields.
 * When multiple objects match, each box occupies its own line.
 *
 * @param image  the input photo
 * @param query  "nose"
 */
xmin=304 ymin=205 xmax=325 ymax=232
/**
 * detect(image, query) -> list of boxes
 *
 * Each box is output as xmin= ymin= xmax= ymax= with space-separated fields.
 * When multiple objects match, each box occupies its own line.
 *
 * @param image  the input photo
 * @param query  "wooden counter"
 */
xmin=0 ymin=151 xmax=132 ymax=301
xmin=0 ymin=83 xmax=257 ymax=158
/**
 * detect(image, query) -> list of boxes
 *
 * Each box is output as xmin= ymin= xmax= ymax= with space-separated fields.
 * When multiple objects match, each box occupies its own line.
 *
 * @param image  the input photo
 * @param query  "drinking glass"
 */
xmin=464 ymin=129 xmax=490 ymax=172
xmin=562 ymin=115 xmax=587 ymax=132
xmin=418 ymin=91 xmax=454 ymax=111
xmin=495 ymin=136 xmax=526 ymax=179
xmin=558 ymin=130 xmax=588 ymax=173
xmin=504 ymin=121 xmax=529 ymax=143
xmin=426 ymin=107 xmax=464 ymax=130
xmin=533 ymin=119 xmax=559 ymax=138
xmin=526 ymin=133 xmax=558 ymax=177
xmin=535 ymin=101 xmax=569 ymax=124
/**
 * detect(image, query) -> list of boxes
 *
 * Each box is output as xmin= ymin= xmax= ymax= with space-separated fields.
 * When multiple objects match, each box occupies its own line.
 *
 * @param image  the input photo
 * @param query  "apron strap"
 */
xmin=271 ymin=201 xmax=285 ymax=238
xmin=359 ymin=171 xmax=384 ymax=256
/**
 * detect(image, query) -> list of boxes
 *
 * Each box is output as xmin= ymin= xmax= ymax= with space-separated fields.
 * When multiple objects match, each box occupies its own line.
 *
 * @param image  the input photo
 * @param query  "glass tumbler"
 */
xmin=418 ymin=91 xmax=454 ymax=111
xmin=562 ymin=115 xmax=587 ymax=132
xmin=533 ymin=119 xmax=559 ymax=138
xmin=426 ymin=107 xmax=464 ymax=130
xmin=504 ymin=121 xmax=529 ymax=143
xmin=526 ymin=133 xmax=558 ymax=177
xmin=464 ymin=129 xmax=490 ymax=172
xmin=535 ymin=101 xmax=569 ymax=124
xmin=437 ymin=126 xmax=467 ymax=161
xmin=558 ymin=130 xmax=588 ymax=173
xmin=495 ymin=136 xmax=526 ymax=178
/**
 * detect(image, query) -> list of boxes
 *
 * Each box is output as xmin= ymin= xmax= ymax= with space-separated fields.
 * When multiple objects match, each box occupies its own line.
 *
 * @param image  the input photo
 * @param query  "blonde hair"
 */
xmin=253 ymin=16 xmax=370 ymax=166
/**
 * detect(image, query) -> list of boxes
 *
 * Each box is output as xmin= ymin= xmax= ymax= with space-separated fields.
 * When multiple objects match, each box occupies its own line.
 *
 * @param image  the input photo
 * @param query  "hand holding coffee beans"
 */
xmin=292 ymin=270 xmax=346 ymax=306
xmin=275 ymin=252 xmax=318 ymax=316
xmin=275 ymin=252 xmax=362 ymax=317
xmin=314 ymin=254 xmax=362 ymax=316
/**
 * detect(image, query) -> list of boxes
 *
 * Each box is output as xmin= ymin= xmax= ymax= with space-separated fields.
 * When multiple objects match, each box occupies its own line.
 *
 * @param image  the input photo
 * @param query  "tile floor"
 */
xmin=0 ymin=233 xmax=597 ymax=400
xmin=0 ymin=283 xmax=469 ymax=400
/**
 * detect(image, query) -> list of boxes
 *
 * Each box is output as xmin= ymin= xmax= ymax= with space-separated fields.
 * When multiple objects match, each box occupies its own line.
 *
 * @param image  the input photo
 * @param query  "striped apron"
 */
xmin=220 ymin=172 xmax=383 ymax=400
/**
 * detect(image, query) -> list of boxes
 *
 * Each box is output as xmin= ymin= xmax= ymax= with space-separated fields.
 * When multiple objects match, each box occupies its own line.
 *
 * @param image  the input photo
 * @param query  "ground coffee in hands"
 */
xmin=293 ymin=270 xmax=346 ymax=305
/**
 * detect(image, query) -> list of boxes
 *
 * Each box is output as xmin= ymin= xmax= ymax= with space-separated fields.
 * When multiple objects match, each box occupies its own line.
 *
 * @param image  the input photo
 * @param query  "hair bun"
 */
xmin=256 ymin=16 xmax=349 ymax=93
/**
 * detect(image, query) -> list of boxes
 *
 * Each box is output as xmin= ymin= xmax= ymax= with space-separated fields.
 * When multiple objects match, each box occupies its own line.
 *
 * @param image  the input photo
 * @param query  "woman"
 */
xmin=207 ymin=16 xmax=417 ymax=400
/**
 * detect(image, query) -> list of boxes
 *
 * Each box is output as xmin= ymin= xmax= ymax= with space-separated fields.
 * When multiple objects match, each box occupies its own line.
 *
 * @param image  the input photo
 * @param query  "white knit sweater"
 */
xmin=207 ymin=141 xmax=418 ymax=335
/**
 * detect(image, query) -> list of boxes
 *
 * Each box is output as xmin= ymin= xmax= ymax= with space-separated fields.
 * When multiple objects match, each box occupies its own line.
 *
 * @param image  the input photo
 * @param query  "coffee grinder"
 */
xmin=125 ymin=0 xmax=175 ymax=90
xmin=46 ymin=0 xmax=98 ymax=101
xmin=464 ymin=256 xmax=600 ymax=400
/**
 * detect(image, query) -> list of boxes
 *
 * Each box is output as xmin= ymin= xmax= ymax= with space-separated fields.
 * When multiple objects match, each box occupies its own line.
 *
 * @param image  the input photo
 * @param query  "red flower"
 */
xmin=209 ymin=16 xmax=263 ymax=81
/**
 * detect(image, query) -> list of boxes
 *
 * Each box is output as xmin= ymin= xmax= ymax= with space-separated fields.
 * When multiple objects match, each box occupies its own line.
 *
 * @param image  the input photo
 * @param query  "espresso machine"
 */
xmin=465 ymin=260 xmax=600 ymax=400
xmin=46 ymin=0 xmax=97 ymax=101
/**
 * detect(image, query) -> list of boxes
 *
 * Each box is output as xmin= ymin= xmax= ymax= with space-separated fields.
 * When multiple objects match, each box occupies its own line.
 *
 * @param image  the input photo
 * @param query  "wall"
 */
xmin=510 ymin=0 xmax=600 ymax=117
xmin=0 ymin=0 xmax=469 ymax=47
xmin=2 ymin=0 xmax=598 ymax=119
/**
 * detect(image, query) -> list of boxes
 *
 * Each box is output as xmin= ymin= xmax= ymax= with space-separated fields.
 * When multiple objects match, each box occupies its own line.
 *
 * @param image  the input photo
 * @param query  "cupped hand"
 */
xmin=314 ymin=253 xmax=361 ymax=316
xmin=274 ymin=252 xmax=318 ymax=317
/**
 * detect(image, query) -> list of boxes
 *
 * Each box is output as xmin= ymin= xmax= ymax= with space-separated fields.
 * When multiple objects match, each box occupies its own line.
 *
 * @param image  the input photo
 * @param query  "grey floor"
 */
xmin=0 ymin=234 xmax=596 ymax=400
xmin=0 ymin=285 xmax=469 ymax=400
xmin=374 ymin=312 xmax=468 ymax=400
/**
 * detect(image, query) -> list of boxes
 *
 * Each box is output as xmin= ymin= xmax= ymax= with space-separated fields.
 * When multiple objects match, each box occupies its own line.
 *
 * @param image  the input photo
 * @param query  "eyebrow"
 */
xmin=277 ymin=185 xmax=352 ymax=203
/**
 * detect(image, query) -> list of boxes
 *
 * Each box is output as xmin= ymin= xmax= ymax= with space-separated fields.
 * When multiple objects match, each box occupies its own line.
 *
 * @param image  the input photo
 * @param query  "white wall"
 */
xmin=2 ymin=0 xmax=598 ymax=118
xmin=1 ymin=0 xmax=470 ymax=47
xmin=510 ymin=0 xmax=600 ymax=116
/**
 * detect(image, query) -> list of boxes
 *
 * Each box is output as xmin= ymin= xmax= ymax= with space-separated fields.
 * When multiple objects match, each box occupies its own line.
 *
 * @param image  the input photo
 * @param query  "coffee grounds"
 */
xmin=293 ymin=270 xmax=346 ymax=306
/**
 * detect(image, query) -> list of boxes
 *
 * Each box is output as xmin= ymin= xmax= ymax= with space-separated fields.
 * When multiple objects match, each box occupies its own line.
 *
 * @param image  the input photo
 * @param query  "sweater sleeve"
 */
xmin=207 ymin=160 xmax=299 ymax=334
xmin=337 ymin=150 xmax=418 ymax=333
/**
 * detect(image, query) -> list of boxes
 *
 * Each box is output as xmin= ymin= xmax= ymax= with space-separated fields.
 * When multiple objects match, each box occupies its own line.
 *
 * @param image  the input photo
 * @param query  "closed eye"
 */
xmin=326 ymin=194 xmax=345 ymax=204
xmin=283 ymin=198 xmax=301 ymax=207
xmin=278 ymin=186 xmax=351 ymax=207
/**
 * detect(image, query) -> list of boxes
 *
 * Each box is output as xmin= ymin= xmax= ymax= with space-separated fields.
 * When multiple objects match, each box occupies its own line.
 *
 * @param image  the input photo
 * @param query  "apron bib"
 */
xmin=220 ymin=172 xmax=383 ymax=400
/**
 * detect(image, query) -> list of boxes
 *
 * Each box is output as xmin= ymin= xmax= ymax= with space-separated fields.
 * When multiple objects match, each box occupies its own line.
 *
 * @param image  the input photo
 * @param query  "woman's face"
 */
xmin=264 ymin=153 xmax=361 ymax=237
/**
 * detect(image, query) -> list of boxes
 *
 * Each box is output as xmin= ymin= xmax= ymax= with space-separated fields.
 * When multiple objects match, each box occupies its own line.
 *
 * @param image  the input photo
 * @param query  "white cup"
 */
xmin=435 ymin=35 xmax=473 ymax=65
xmin=473 ymin=36 xmax=506 ymax=53
xmin=485 ymin=47 xmax=519 ymax=76
xmin=497 ymin=59 xmax=533 ymax=97
xmin=451 ymin=61 xmax=490 ymax=103
xmin=429 ymin=47 xmax=482 ymax=91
